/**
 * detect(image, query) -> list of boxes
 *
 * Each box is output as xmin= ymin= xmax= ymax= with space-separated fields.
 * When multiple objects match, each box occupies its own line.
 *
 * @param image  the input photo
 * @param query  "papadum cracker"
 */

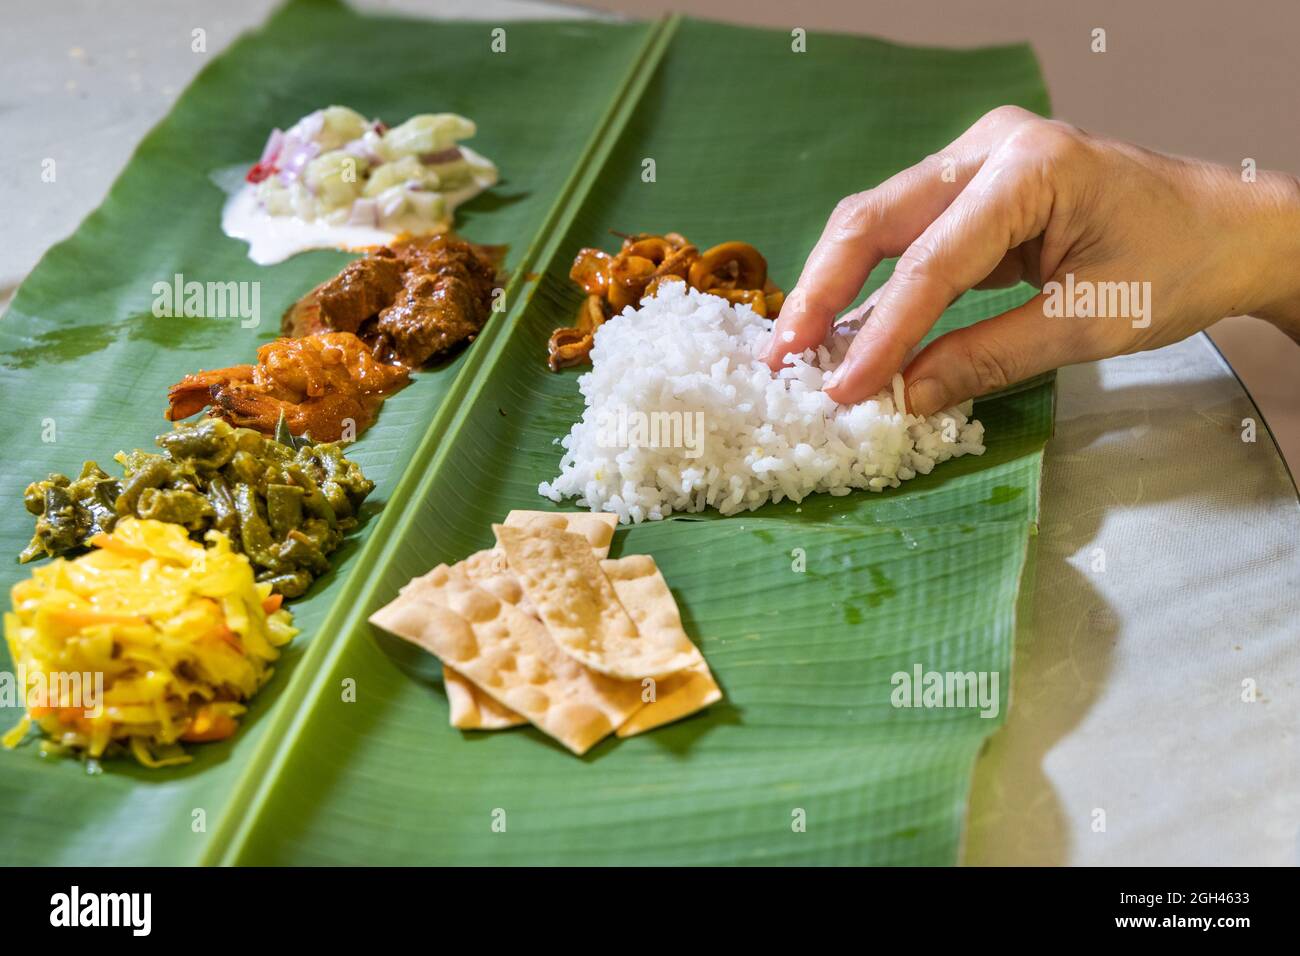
xmin=370 ymin=564 xmax=643 ymax=755
xmin=459 ymin=548 xmax=533 ymax=615
xmin=504 ymin=510 xmax=617 ymax=558
xmin=373 ymin=512 xmax=723 ymax=754
xmin=444 ymin=664 xmax=526 ymax=730
xmin=599 ymin=555 xmax=703 ymax=670
xmin=616 ymin=662 xmax=722 ymax=737
xmin=457 ymin=512 xmax=616 ymax=617
xmin=493 ymin=524 xmax=698 ymax=680
xmin=599 ymin=555 xmax=718 ymax=736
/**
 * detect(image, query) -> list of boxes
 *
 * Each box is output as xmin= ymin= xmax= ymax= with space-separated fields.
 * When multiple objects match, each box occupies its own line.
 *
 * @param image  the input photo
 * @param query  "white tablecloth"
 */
xmin=5 ymin=0 xmax=1298 ymax=866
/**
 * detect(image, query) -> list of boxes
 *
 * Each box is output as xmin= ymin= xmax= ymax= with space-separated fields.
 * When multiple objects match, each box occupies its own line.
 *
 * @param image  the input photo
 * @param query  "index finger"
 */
xmin=764 ymin=160 xmax=966 ymax=369
xmin=766 ymin=106 xmax=1038 ymax=370
xmin=824 ymin=153 xmax=1053 ymax=404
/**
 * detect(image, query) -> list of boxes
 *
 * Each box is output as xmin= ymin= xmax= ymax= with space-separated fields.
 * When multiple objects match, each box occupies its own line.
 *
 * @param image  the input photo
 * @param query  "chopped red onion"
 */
xmin=296 ymin=110 xmax=325 ymax=140
xmin=259 ymin=128 xmax=284 ymax=166
xmin=277 ymin=138 xmax=320 ymax=185
xmin=340 ymin=138 xmax=377 ymax=164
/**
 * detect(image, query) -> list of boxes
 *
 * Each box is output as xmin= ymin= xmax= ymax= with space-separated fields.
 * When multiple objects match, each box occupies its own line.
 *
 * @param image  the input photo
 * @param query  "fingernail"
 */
xmin=906 ymin=378 xmax=946 ymax=417
xmin=825 ymin=366 xmax=844 ymax=389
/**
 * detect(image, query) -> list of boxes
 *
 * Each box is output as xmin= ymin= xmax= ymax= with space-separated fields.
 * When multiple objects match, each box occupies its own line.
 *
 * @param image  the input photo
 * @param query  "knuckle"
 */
xmin=1037 ymin=121 xmax=1088 ymax=158
xmin=796 ymin=286 xmax=835 ymax=320
xmin=893 ymin=236 xmax=948 ymax=291
xmin=827 ymin=191 xmax=882 ymax=238
xmin=919 ymin=150 xmax=949 ymax=173
xmin=979 ymin=104 xmax=1035 ymax=131
xmin=960 ymin=336 xmax=1017 ymax=395
xmin=999 ymin=118 xmax=1086 ymax=165
xmin=1043 ymin=117 xmax=1088 ymax=140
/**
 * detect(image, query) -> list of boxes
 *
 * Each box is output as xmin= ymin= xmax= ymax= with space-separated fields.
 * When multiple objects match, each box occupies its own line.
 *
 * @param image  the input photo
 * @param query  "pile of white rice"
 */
xmin=538 ymin=282 xmax=985 ymax=523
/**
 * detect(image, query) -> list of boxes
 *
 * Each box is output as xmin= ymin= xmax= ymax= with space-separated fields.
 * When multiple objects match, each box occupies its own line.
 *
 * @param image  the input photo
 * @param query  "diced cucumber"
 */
xmin=363 ymin=155 xmax=428 ymax=197
xmin=317 ymin=105 xmax=369 ymax=150
xmin=423 ymin=157 xmax=473 ymax=190
xmin=380 ymin=113 xmax=476 ymax=159
xmin=404 ymin=190 xmax=447 ymax=224
xmin=304 ymin=150 xmax=368 ymax=208
xmin=372 ymin=184 xmax=447 ymax=226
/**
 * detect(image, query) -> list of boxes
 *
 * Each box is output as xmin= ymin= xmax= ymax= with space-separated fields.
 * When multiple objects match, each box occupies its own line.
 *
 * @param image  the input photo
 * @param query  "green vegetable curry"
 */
xmin=20 ymin=417 xmax=373 ymax=598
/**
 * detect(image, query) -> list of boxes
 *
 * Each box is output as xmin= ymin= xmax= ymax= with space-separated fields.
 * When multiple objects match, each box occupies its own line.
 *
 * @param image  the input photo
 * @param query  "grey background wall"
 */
xmin=586 ymin=0 xmax=1300 ymax=171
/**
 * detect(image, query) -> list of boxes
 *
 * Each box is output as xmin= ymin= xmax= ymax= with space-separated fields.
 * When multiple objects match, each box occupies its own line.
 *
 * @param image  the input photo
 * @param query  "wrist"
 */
xmin=1237 ymin=170 xmax=1300 ymax=338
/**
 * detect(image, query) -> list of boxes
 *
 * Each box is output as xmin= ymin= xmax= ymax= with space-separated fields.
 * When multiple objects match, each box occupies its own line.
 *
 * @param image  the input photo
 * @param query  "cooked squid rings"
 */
xmin=550 ymin=232 xmax=784 ymax=370
xmin=688 ymin=241 xmax=767 ymax=291
xmin=547 ymin=294 xmax=607 ymax=372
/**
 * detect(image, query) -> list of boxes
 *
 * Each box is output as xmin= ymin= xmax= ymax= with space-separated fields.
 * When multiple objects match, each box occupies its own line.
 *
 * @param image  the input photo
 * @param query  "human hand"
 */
xmin=765 ymin=105 xmax=1300 ymax=415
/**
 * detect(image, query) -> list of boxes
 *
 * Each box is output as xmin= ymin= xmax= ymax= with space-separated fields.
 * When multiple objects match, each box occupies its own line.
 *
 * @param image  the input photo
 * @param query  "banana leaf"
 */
xmin=0 ymin=0 xmax=1052 ymax=865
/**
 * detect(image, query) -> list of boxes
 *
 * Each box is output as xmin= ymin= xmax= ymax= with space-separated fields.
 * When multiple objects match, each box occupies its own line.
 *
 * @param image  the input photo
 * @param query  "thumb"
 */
xmin=902 ymin=292 xmax=1081 ymax=416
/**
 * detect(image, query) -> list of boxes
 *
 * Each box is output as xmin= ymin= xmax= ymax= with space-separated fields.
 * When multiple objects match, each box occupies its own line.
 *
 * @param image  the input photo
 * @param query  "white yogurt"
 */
xmin=220 ymin=146 xmax=496 ymax=265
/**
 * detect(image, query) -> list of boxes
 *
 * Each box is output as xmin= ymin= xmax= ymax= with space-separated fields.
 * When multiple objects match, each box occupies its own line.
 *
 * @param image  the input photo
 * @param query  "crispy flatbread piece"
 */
xmin=503 ymin=510 xmax=617 ymax=558
xmin=457 ymin=512 xmax=617 ymax=618
xmin=493 ymin=524 xmax=701 ymax=679
xmin=615 ymin=663 xmax=722 ymax=737
xmin=370 ymin=565 xmax=643 ymax=755
xmin=459 ymin=547 xmax=533 ymax=615
xmin=599 ymin=555 xmax=721 ymax=735
xmin=401 ymin=513 xmax=623 ymax=732
xmin=443 ymin=664 xmax=526 ymax=730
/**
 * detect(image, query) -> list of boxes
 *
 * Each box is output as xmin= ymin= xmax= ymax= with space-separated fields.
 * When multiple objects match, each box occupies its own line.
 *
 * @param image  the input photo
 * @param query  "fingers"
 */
xmin=900 ymin=292 xmax=1082 ymax=416
xmin=824 ymin=153 xmax=1052 ymax=404
xmin=766 ymin=105 xmax=1041 ymax=370
xmin=764 ymin=161 xmax=971 ymax=368
xmin=837 ymin=284 xmax=884 ymax=326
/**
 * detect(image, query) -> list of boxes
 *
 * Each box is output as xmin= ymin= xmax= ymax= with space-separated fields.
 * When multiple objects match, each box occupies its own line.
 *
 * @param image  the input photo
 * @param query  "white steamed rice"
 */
xmin=538 ymin=282 xmax=985 ymax=523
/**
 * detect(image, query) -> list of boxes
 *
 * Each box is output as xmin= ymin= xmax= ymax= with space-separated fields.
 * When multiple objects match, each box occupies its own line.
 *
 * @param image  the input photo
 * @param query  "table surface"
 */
xmin=4 ymin=0 xmax=1298 ymax=866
